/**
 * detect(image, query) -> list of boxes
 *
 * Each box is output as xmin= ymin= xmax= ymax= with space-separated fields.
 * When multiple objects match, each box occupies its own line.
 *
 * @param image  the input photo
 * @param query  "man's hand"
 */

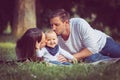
xmin=57 ymin=54 xmax=68 ymax=62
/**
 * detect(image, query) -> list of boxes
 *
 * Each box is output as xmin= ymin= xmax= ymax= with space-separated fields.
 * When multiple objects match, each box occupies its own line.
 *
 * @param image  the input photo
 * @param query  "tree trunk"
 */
xmin=13 ymin=0 xmax=36 ymax=37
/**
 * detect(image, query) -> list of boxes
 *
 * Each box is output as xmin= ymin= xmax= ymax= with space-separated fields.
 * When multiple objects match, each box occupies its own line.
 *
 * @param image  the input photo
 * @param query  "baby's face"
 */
xmin=46 ymin=32 xmax=58 ymax=48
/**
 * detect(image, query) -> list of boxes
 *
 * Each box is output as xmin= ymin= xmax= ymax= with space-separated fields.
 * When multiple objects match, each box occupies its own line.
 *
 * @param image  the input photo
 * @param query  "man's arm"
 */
xmin=73 ymin=48 xmax=92 ymax=61
xmin=57 ymin=48 xmax=92 ymax=62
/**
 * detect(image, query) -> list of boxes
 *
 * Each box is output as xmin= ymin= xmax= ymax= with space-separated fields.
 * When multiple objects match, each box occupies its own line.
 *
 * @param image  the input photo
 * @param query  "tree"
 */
xmin=12 ymin=0 xmax=36 ymax=37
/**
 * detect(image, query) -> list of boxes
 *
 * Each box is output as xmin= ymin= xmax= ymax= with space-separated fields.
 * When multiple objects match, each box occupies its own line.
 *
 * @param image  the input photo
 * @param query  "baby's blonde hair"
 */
xmin=45 ymin=29 xmax=57 ymax=37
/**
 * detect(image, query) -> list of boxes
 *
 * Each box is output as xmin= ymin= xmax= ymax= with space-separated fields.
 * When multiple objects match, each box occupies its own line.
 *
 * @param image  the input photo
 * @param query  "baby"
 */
xmin=36 ymin=30 xmax=77 ymax=65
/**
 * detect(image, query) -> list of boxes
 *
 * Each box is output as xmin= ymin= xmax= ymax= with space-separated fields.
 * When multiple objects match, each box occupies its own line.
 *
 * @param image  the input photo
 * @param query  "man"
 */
xmin=49 ymin=9 xmax=120 ymax=62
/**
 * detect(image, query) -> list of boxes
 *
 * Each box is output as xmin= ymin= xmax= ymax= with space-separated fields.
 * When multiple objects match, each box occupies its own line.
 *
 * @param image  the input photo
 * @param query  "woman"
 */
xmin=16 ymin=28 xmax=46 ymax=62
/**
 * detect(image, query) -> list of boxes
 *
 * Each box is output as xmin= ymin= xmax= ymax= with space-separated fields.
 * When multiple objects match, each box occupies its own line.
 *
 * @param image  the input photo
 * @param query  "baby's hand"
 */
xmin=57 ymin=54 xmax=68 ymax=62
xmin=72 ymin=57 xmax=78 ymax=64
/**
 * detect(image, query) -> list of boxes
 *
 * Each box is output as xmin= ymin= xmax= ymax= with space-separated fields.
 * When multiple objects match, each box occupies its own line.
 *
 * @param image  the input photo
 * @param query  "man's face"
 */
xmin=50 ymin=17 xmax=66 ymax=36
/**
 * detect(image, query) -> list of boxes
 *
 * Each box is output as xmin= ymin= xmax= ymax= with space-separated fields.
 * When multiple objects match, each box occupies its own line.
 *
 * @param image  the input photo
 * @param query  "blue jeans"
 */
xmin=49 ymin=61 xmax=72 ymax=65
xmin=84 ymin=37 xmax=120 ymax=63
xmin=100 ymin=37 xmax=120 ymax=58
xmin=84 ymin=53 xmax=110 ymax=63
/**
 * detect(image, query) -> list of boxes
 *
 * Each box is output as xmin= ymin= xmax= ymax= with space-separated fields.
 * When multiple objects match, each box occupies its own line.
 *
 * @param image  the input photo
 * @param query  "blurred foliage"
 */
xmin=36 ymin=0 xmax=120 ymax=41
xmin=0 ymin=0 xmax=120 ymax=41
xmin=0 ymin=0 xmax=15 ymax=34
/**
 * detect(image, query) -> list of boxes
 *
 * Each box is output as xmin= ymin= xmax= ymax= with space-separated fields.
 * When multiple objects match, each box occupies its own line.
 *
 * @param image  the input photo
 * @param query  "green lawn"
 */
xmin=0 ymin=35 xmax=120 ymax=80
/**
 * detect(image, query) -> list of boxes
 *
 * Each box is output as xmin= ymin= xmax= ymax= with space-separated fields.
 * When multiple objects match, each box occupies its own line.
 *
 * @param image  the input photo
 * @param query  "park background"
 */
xmin=0 ymin=0 xmax=120 ymax=80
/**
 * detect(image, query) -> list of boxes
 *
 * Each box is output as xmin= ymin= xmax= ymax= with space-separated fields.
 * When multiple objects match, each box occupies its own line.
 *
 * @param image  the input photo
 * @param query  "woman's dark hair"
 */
xmin=49 ymin=9 xmax=70 ymax=22
xmin=16 ymin=28 xmax=42 ymax=62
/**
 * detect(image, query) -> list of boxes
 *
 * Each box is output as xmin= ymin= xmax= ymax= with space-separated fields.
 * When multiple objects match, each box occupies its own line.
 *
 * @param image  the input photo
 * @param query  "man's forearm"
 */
xmin=73 ymin=48 xmax=92 ymax=61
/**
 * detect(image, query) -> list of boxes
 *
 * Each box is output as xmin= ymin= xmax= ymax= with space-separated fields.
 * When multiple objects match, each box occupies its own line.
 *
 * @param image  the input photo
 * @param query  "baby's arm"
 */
xmin=59 ymin=47 xmax=78 ymax=64
xmin=36 ymin=48 xmax=45 ymax=57
xmin=36 ymin=48 xmax=46 ymax=61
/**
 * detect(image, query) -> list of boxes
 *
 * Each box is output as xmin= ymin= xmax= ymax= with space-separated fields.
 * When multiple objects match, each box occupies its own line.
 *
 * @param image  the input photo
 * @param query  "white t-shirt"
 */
xmin=58 ymin=18 xmax=109 ymax=54
xmin=36 ymin=46 xmax=74 ymax=62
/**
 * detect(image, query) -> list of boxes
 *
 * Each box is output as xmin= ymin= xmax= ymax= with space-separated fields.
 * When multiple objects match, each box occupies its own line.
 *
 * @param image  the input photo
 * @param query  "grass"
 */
xmin=0 ymin=35 xmax=120 ymax=80
xmin=0 ymin=34 xmax=17 ymax=60
xmin=0 ymin=62 xmax=107 ymax=80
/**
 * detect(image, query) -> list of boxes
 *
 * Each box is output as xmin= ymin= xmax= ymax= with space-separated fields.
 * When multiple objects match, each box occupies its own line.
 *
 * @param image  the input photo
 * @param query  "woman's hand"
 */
xmin=57 ymin=54 xmax=68 ymax=62
xmin=35 ymin=41 xmax=41 ymax=49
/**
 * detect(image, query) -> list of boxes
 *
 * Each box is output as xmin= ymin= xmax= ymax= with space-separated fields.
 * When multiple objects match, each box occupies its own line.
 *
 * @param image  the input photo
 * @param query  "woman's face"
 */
xmin=40 ymin=32 xmax=46 ymax=48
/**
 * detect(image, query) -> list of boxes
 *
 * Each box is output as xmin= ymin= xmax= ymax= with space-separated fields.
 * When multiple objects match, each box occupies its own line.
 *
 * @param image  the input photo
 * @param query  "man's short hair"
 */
xmin=49 ymin=9 xmax=70 ymax=22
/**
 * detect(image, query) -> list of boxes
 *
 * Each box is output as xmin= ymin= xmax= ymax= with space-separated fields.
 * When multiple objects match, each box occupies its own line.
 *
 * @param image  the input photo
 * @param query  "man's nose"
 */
xmin=51 ymin=25 xmax=56 ymax=30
